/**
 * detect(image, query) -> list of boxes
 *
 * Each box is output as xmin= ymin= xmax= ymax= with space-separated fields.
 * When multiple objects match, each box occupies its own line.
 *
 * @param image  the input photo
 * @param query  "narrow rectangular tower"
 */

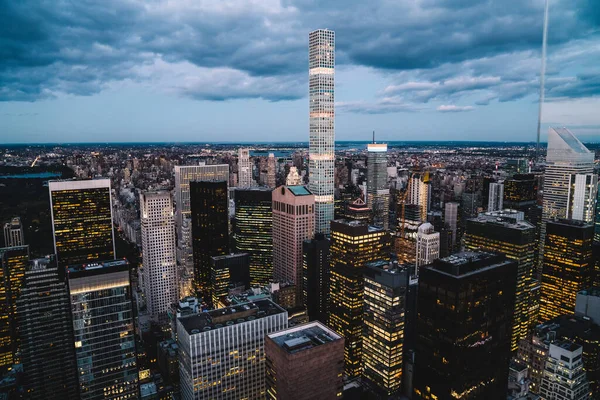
xmin=309 ymin=29 xmax=335 ymax=235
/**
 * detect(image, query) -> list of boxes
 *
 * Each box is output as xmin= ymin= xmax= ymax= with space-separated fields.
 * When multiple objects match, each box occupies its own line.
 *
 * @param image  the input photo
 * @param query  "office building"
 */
xmin=539 ymin=341 xmax=591 ymax=400
xmin=177 ymin=299 xmax=288 ymax=400
xmin=265 ymin=322 xmax=344 ymax=400
xmin=302 ymin=233 xmax=330 ymax=322
xmin=273 ymin=186 xmax=315 ymax=302
xmin=3 ymin=217 xmax=24 ymax=247
xmin=367 ymin=143 xmax=390 ymax=230
xmin=595 ymin=189 xmax=600 ymax=244
xmin=408 ymin=173 xmax=430 ymax=222
xmin=342 ymin=197 xmax=372 ymax=223
xmin=67 ymin=259 xmax=138 ymax=399
xmin=362 ymin=261 xmax=409 ymax=397
xmin=329 ymin=220 xmax=390 ymax=378
xmin=568 ymin=173 xmax=598 ymax=222
xmin=507 ymin=158 xmax=529 ymax=175
xmin=576 ymin=288 xmax=600 ymax=326
xmin=0 ymin=245 xmax=28 ymax=371
xmin=209 ymin=253 xmax=250 ymax=308
xmin=444 ymin=201 xmax=458 ymax=249
xmin=540 ymin=220 xmax=594 ymax=322
xmin=238 ymin=148 xmax=253 ymax=188
xmin=413 ymin=252 xmax=517 ymax=399
xmin=49 ymin=179 xmax=115 ymax=267
xmin=234 ymin=188 xmax=274 ymax=286
xmin=17 ymin=256 xmax=78 ymax=400
xmin=464 ymin=210 xmax=537 ymax=352
xmin=540 ymin=128 xmax=594 ymax=269
xmin=286 ymin=167 xmax=302 ymax=186
xmin=308 ymin=29 xmax=335 ymax=235
xmin=415 ymin=222 xmax=440 ymax=272
xmin=141 ymin=191 xmax=178 ymax=319
xmin=504 ymin=174 xmax=538 ymax=211
xmin=267 ymin=153 xmax=277 ymax=188
xmin=190 ymin=180 xmax=229 ymax=293
xmin=488 ymin=182 xmax=504 ymax=212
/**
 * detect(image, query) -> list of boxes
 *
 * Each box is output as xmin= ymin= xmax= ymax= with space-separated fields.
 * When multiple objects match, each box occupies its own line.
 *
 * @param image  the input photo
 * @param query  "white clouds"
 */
xmin=436 ymin=104 xmax=475 ymax=112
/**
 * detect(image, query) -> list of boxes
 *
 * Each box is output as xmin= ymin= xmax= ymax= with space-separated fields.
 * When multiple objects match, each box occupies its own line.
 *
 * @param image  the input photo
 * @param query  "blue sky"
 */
xmin=0 ymin=0 xmax=599 ymax=143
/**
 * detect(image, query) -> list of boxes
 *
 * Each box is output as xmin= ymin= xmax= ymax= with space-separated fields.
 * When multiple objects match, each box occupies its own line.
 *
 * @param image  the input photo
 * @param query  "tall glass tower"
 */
xmin=309 ymin=29 xmax=335 ymax=235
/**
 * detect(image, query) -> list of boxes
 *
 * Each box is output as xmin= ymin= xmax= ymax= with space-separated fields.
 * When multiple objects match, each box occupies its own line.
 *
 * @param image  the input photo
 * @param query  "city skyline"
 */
xmin=1 ymin=0 xmax=599 ymax=143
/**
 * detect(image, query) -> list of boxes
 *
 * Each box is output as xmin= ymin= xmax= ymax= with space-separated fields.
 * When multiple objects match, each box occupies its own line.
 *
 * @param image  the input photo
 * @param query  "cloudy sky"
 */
xmin=0 ymin=0 xmax=599 ymax=143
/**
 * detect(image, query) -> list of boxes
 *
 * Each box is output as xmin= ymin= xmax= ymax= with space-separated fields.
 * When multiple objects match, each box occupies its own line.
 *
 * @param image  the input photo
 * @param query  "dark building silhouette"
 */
xmin=190 ymin=180 xmax=229 ymax=294
xmin=234 ymin=188 xmax=274 ymax=286
xmin=209 ymin=253 xmax=250 ymax=308
xmin=302 ymin=233 xmax=330 ymax=322
xmin=414 ymin=252 xmax=517 ymax=400
xmin=17 ymin=256 xmax=78 ymax=400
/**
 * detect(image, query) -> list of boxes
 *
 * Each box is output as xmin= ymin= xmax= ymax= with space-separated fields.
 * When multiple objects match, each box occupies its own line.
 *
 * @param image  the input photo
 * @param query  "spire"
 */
xmin=372 ymin=130 xmax=375 ymax=144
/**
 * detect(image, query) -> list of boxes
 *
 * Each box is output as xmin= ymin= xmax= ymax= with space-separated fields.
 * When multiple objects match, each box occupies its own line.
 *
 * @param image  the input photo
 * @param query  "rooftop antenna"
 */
xmin=373 ymin=130 xmax=375 ymax=144
xmin=536 ymin=0 xmax=549 ymax=163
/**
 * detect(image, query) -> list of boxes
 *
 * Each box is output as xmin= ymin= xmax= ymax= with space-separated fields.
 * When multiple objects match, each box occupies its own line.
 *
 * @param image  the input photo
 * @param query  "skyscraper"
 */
xmin=415 ymin=222 xmax=440 ymax=272
xmin=67 ymin=259 xmax=138 ymax=399
xmin=3 ymin=217 xmax=24 ymax=247
xmin=49 ymin=179 xmax=115 ymax=267
xmin=190 ymin=180 xmax=229 ymax=294
xmin=234 ymin=187 xmax=274 ymax=286
xmin=238 ymin=148 xmax=253 ymax=188
xmin=362 ymin=260 xmax=409 ymax=397
xmin=444 ymin=201 xmax=459 ymax=249
xmin=367 ymin=142 xmax=390 ymax=230
xmin=408 ymin=173 xmax=430 ymax=222
xmin=209 ymin=253 xmax=250 ymax=308
xmin=267 ymin=153 xmax=277 ymax=188
xmin=413 ymin=252 xmax=517 ymax=399
xmin=539 ymin=341 xmax=591 ymax=400
xmin=265 ymin=322 xmax=344 ymax=400
xmin=308 ymin=29 xmax=335 ymax=235
xmin=540 ymin=219 xmax=594 ymax=322
xmin=487 ymin=182 xmax=504 ymax=212
xmin=141 ymin=191 xmax=178 ymax=319
xmin=17 ymin=256 xmax=79 ymax=400
xmin=463 ymin=210 xmax=537 ymax=352
xmin=177 ymin=299 xmax=288 ymax=400
xmin=0 ymin=245 xmax=28 ymax=371
xmin=328 ymin=220 xmax=390 ymax=378
xmin=567 ymin=173 xmax=598 ymax=222
xmin=286 ymin=166 xmax=302 ymax=186
xmin=540 ymin=127 xmax=595 ymax=270
xmin=302 ymin=233 xmax=330 ymax=322
xmin=272 ymin=185 xmax=315 ymax=302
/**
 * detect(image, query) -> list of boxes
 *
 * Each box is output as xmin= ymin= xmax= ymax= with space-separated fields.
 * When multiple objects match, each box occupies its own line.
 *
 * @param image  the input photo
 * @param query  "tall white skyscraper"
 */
xmin=267 ymin=153 xmax=276 ymax=188
xmin=567 ymin=174 xmax=598 ymax=222
xmin=416 ymin=222 xmax=440 ymax=272
xmin=488 ymin=182 xmax=504 ymax=212
xmin=309 ymin=29 xmax=335 ymax=235
xmin=238 ymin=148 xmax=253 ymax=188
xmin=540 ymin=128 xmax=595 ymax=271
xmin=141 ymin=191 xmax=178 ymax=319
xmin=408 ymin=173 xmax=431 ymax=222
xmin=286 ymin=167 xmax=301 ymax=186
xmin=367 ymin=143 xmax=390 ymax=230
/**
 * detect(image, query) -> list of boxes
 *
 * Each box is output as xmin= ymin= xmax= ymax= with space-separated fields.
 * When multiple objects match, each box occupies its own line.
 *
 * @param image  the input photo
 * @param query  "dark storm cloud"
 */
xmin=0 ymin=0 xmax=598 ymax=103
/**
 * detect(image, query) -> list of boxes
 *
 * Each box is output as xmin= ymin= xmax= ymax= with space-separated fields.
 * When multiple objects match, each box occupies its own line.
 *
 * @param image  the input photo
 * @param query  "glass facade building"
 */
xmin=328 ymin=220 xmax=390 ymax=378
xmin=302 ymin=233 xmax=330 ymax=322
xmin=49 ymin=179 xmax=115 ymax=268
xmin=67 ymin=259 xmax=138 ymax=399
xmin=367 ymin=143 xmax=389 ymax=230
xmin=209 ymin=253 xmax=250 ymax=308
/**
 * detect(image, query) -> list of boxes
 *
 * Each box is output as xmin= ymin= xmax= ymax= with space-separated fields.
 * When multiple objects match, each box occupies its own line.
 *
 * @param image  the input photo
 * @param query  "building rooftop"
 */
xmin=67 ymin=258 xmax=129 ymax=275
xmin=179 ymin=299 xmax=285 ymax=335
xmin=267 ymin=321 xmax=342 ymax=354
xmin=429 ymin=251 xmax=512 ymax=278
xmin=469 ymin=210 xmax=534 ymax=231
xmin=287 ymin=185 xmax=312 ymax=196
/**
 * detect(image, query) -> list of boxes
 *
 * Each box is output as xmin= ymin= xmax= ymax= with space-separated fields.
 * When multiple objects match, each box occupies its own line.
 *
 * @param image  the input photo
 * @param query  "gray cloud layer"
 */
xmin=0 ymin=0 xmax=598 ymax=107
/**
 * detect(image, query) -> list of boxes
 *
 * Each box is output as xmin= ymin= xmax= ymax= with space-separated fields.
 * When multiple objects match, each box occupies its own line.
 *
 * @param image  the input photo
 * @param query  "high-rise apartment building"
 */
xmin=177 ymin=299 xmax=288 ymax=400
xmin=238 ymin=148 xmax=253 ymax=188
xmin=286 ymin=166 xmax=302 ymax=186
xmin=302 ymin=233 xmax=330 ymax=322
xmin=413 ymin=252 xmax=517 ymax=399
xmin=234 ymin=188 xmax=274 ymax=286
xmin=67 ymin=259 xmax=138 ymax=399
xmin=267 ymin=153 xmax=277 ymax=188
xmin=363 ymin=261 xmax=409 ymax=397
xmin=487 ymin=182 xmax=504 ymax=212
xmin=568 ymin=173 xmax=598 ymax=222
xmin=265 ymin=322 xmax=344 ymax=400
xmin=3 ymin=217 xmax=24 ymax=247
xmin=140 ymin=191 xmax=178 ymax=319
xmin=415 ymin=222 xmax=440 ymax=272
xmin=408 ymin=173 xmax=431 ymax=222
xmin=49 ymin=179 xmax=115 ymax=267
xmin=367 ymin=143 xmax=389 ymax=230
xmin=540 ymin=219 xmax=594 ymax=322
xmin=190 ymin=180 xmax=229 ymax=293
xmin=329 ymin=220 xmax=390 ymax=378
xmin=308 ymin=29 xmax=335 ymax=235
xmin=540 ymin=341 xmax=591 ymax=400
xmin=540 ymin=128 xmax=594 ymax=269
xmin=209 ymin=253 xmax=250 ymax=308
xmin=17 ymin=256 xmax=79 ymax=400
xmin=0 ymin=245 xmax=28 ymax=371
xmin=272 ymin=185 xmax=315 ymax=302
xmin=464 ymin=210 xmax=537 ymax=352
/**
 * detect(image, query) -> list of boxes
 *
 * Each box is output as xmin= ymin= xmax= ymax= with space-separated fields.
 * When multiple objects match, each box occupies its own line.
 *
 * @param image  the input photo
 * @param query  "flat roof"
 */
xmin=179 ymin=299 xmax=285 ymax=335
xmin=268 ymin=321 xmax=342 ymax=354
xmin=287 ymin=185 xmax=312 ymax=196
xmin=428 ymin=251 xmax=512 ymax=278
